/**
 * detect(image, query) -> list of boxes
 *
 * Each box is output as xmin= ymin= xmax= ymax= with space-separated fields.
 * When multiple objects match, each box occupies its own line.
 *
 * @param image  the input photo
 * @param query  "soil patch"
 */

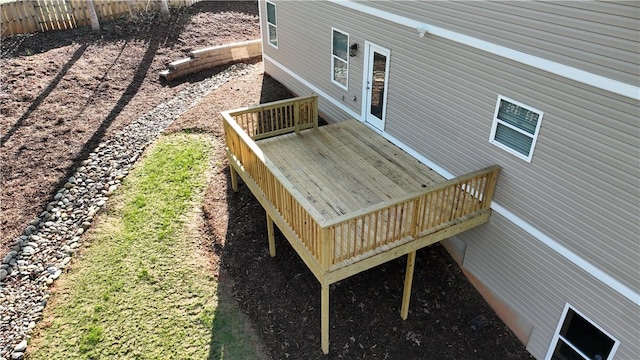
xmin=0 ymin=1 xmax=260 ymax=253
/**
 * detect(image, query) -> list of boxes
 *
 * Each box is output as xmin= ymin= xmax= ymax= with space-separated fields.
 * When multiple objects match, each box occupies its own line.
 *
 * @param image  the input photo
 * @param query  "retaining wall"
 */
xmin=160 ymin=39 xmax=262 ymax=81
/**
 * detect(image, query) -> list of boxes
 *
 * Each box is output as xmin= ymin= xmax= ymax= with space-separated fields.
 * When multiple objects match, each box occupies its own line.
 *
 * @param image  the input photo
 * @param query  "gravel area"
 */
xmin=0 ymin=63 xmax=259 ymax=360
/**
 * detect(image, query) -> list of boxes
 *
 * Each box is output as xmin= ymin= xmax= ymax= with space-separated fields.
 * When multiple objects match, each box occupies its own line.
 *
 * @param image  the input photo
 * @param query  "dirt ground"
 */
xmin=2 ymin=3 xmax=534 ymax=359
xmin=0 ymin=1 xmax=260 ymax=253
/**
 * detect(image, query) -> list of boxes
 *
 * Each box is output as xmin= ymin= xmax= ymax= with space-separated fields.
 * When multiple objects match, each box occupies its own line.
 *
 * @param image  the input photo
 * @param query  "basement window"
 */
xmin=546 ymin=304 xmax=619 ymax=360
xmin=331 ymin=28 xmax=349 ymax=89
xmin=489 ymin=95 xmax=543 ymax=162
xmin=266 ymin=1 xmax=278 ymax=48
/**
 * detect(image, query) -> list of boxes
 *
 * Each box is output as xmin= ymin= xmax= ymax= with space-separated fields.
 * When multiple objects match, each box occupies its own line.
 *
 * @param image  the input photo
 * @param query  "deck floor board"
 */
xmin=258 ymin=120 xmax=446 ymax=221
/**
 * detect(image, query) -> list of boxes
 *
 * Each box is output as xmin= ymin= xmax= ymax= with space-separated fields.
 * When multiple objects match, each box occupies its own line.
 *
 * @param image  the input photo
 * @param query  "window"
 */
xmin=331 ymin=28 xmax=349 ymax=89
xmin=547 ymin=304 xmax=620 ymax=360
xmin=266 ymin=1 xmax=277 ymax=48
xmin=489 ymin=95 xmax=543 ymax=162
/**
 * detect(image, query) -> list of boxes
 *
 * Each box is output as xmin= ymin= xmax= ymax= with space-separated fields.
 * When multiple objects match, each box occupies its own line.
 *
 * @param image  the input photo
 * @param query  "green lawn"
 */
xmin=28 ymin=133 xmax=262 ymax=360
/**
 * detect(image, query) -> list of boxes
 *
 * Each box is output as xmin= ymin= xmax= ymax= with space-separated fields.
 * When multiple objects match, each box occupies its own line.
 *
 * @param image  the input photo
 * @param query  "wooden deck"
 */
xmin=258 ymin=120 xmax=446 ymax=220
xmin=222 ymin=95 xmax=501 ymax=354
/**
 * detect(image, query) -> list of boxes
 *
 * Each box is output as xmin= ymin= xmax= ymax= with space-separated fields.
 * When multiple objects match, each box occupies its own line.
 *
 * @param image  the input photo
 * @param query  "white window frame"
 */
xmin=331 ymin=27 xmax=349 ymax=90
xmin=546 ymin=303 xmax=620 ymax=360
xmin=489 ymin=95 xmax=543 ymax=163
xmin=265 ymin=1 xmax=278 ymax=48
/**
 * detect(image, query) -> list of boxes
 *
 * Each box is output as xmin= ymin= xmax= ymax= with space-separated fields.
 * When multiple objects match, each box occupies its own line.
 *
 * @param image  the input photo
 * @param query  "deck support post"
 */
xmin=321 ymin=281 xmax=330 ymax=354
xmin=229 ymin=163 xmax=238 ymax=192
xmin=401 ymin=250 xmax=417 ymax=320
xmin=267 ymin=212 xmax=276 ymax=257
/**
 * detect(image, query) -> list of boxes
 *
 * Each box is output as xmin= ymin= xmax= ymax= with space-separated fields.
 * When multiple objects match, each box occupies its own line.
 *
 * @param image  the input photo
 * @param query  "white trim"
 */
xmin=327 ymin=0 xmax=640 ymax=100
xmin=262 ymin=56 xmax=640 ymax=307
xmin=489 ymin=95 xmax=544 ymax=163
xmin=265 ymin=0 xmax=278 ymax=49
xmin=331 ymin=27 xmax=349 ymax=90
xmin=492 ymin=203 xmax=640 ymax=307
xmin=545 ymin=303 xmax=620 ymax=360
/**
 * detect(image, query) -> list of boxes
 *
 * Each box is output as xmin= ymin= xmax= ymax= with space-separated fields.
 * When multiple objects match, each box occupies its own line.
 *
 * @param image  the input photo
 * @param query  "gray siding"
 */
xmin=261 ymin=1 xmax=640 ymax=359
xmin=263 ymin=59 xmax=352 ymax=123
xmin=382 ymin=31 xmax=640 ymax=293
xmin=365 ymin=1 xmax=640 ymax=85
xmin=261 ymin=1 xmax=365 ymax=117
xmin=460 ymin=215 xmax=640 ymax=359
xmin=262 ymin=0 xmax=639 ymax=293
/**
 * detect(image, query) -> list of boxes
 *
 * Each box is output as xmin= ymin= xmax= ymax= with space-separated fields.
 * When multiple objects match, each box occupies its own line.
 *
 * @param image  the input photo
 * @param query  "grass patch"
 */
xmin=28 ymin=133 xmax=262 ymax=360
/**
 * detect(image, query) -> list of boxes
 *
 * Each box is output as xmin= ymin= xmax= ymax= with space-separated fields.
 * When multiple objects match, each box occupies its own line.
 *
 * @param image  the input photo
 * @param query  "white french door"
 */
xmin=362 ymin=42 xmax=391 ymax=131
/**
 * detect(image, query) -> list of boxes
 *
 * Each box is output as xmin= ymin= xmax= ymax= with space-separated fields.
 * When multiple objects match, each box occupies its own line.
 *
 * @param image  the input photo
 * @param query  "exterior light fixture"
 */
xmin=349 ymin=43 xmax=358 ymax=57
xmin=417 ymin=25 xmax=429 ymax=37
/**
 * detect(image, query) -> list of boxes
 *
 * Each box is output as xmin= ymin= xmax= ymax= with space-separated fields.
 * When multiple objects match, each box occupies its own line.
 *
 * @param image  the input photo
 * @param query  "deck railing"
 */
xmin=222 ymin=96 xmax=500 ymax=272
xmin=226 ymin=95 xmax=318 ymax=140
xmin=222 ymin=95 xmax=324 ymax=262
xmin=321 ymin=165 xmax=500 ymax=268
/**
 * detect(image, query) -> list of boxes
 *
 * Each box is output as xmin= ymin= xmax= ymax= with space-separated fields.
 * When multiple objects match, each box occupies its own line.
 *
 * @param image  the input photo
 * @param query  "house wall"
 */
xmin=259 ymin=1 xmax=640 ymax=359
xmin=261 ymin=1 xmax=365 ymax=119
xmin=459 ymin=214 xmax=640 ymax=358
xmin=363 ymin=1 xmax=640 ymax=85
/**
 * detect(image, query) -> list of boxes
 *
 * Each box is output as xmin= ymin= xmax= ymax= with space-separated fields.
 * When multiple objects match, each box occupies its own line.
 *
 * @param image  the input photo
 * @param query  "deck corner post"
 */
xmin=313 ymin=95 xmax=319 ymax=129
xmin=321 ymin=227 xmax=331 ymax=271
xmin=267 ymin=212 xmax=276 ymax=257
xmin=401 ymin=250 xmax=417 ymax=320
xmin=482 ymin=166 xmax=501 ymax=208
xmin=321 ymin=280 xmax=330 ymax=354
xmin=294 ymin=100 xmax=301 ymax=135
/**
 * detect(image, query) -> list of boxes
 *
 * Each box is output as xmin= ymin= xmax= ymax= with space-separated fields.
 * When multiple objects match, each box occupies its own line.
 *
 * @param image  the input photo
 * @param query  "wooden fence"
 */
xmin=1 ymin=0 xmax=201 ymax=37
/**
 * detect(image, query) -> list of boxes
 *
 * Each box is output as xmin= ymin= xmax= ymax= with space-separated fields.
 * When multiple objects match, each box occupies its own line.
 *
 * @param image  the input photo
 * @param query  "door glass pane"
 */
xmin=370 ymin=52 xmax=387 ymax=121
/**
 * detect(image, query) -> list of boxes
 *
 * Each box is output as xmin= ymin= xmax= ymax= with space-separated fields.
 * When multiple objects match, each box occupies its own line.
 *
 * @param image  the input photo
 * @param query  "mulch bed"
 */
xmin=2 ymin=3 xmax=534 ymax=359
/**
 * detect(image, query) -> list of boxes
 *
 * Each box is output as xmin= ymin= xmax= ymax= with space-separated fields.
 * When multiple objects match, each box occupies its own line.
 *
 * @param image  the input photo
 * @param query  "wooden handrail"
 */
xmin=222 ymin=96 xmax=327 ymax=265
xmin=222 ymin=112 xmax=324 ymax=221
xmin=225 ymin=94 xmax=319 ymax=116
xmin=321 ymin=165 xmax=501 ymax=266
xmin=225 ymin=95 xmax=318 ymax=140
xmin=320 ymin=165 xmax=501 ymax=228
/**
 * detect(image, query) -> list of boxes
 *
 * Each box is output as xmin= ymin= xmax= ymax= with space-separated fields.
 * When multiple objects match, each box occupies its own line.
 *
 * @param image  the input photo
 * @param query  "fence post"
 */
xmin=481 ymin=167 xmax=501 ymax=209
xmin=159 ymin=0 xmax=169 ymax=15
xmin=87 ymin=0 xmax=100 ymax=30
